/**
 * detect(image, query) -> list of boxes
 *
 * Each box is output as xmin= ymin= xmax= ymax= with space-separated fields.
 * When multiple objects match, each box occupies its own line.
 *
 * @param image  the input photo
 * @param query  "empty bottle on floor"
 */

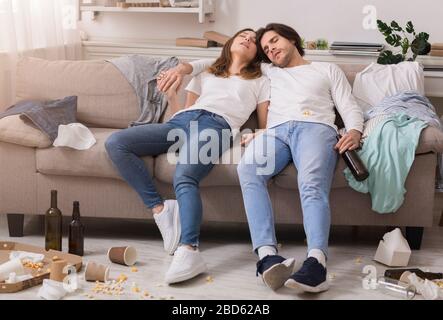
xmin=376 ymin=277 xmax=416 ymax=300
xmin=69 ymin=201 xmax=84 ymax=256
xmin=45 ymin=190 xmax=62 ymax=251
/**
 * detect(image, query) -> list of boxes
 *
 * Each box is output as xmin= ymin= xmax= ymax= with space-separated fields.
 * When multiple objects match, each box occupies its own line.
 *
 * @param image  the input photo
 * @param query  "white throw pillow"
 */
xmin=352 ymin=61 xmax=425 ymax=112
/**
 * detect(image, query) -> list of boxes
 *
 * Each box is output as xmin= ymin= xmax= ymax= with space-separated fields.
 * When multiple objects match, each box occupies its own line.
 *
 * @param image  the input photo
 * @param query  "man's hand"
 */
xmin=335 ymin=129 xmax=362 ymax=154
xmin=157 ymin=63 xmax=192 ymax=92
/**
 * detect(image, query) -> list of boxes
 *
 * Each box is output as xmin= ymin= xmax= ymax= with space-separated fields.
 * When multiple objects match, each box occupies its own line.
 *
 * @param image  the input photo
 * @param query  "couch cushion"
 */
xmin=416 ymin=126 xmax=443 ymax=154
xmin=16 ymin=57 xmax=139 ymax=129
xmin=36 ymin=128 xmax=154 ymax=180
xmin=154 ymin=141 xmax=244 ymax=186
xmin=0 ymin=115 xmax=51 ymax=148
xmin=274 ymin=157 xmax=349 ymax=190
xmin=155 ymin=153 xmax=240 ymax=186
xmin=336 ymin=63 xmax=367 ymax=86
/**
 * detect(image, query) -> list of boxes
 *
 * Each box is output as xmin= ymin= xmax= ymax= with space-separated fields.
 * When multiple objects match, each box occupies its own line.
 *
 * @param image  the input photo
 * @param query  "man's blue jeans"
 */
xmin=237 ymin=121 xmax=338 ymax=257
xmin=105 ymin=110 xmax=232 ymax=246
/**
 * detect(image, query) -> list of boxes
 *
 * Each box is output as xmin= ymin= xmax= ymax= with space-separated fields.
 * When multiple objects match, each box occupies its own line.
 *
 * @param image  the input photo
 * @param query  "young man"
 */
xmin=238 ymin=23 xmax=364 ymax=293
xmin=158 ymin=23 xmax=363 ymax=293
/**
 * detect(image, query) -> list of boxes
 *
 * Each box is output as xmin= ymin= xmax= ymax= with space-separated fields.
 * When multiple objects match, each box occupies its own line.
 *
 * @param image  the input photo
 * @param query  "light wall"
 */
xmin=79 ymin=0 xmax=443 ymax=43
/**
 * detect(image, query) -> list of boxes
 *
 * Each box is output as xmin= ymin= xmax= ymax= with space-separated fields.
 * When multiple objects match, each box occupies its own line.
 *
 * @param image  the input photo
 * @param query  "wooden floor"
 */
xmin=0 ymin=197 xmax=442 ymax=300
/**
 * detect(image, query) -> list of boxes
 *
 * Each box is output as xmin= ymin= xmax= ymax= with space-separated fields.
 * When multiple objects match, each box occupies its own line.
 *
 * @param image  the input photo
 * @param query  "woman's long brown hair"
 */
xmin=208 ymin=28 xmax=262 ymax=80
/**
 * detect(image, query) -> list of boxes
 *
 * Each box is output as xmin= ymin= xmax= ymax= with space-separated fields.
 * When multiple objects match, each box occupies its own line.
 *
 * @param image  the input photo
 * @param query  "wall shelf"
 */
xmin=82 ymin=40 xmax=443 ymax=97
xmin=79 ymin=0 xmax=215 ymax=23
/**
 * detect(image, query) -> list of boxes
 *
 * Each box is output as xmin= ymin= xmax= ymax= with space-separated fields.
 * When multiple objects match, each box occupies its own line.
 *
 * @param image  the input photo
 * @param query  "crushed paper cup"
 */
xmin=0 ymin=259 xmax=26 ymax=282
xmin=5 ymin=272 xmax=33 ymax=284
xmin=374 ymin=228 xmax=411 ymax=267
xmin=38 ymin=279 xmax=68 ymax=300
xmin=9 ymin=251 xmax=44 ymax=263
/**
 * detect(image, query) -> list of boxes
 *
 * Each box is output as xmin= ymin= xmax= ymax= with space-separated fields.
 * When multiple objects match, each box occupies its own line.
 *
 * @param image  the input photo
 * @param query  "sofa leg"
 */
xmin=405 ymin=227 xmax=424 ymax=250
xmin=440 ymin=210 xmax=443 ymax=227
xmin=7 ymin=214 xmax=24 ymax=237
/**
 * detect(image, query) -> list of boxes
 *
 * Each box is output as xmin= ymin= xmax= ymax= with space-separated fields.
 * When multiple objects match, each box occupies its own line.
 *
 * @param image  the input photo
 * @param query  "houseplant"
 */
xmin=377 ymin=20 xmax=431 ymax=65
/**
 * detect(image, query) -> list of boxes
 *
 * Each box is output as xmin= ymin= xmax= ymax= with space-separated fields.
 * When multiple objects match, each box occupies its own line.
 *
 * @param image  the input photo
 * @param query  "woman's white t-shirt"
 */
xmin=173 ymin=71 xmax=270 ymax=131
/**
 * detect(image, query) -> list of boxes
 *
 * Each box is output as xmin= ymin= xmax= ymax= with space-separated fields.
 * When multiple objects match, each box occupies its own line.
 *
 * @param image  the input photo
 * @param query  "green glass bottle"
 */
xmin=45 ymin=190 xmax=62 ymax=251
xmin=69 ymin=201 xmax=84 ymax=256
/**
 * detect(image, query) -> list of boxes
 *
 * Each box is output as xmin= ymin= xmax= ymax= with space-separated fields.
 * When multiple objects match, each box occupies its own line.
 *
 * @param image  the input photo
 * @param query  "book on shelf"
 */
xmin=330 ymin=47 xmax=382 ymax=52
xmin=329 ymin=41 xmax=384 ymax=57
xmin=203 ymin=31 xmax=230 ymax=46
xmin=329 ymin=50 xmax=381 ymax=57
xmin=330 ymin=46 xmax=383 ymax=51
xmin=331 ymin=41 xmax=384 ymax=48
xmin=431 ymin=43 xmax=443 ymax=51
xmin=424 ymin=66 xmax=443 ymax=72
xmin=330 ymin=41 xmax=384 ymax=54
xmin=430 ymin=50 xmax=443 ymax=57
xmin=176 ymin=37 xmax=218 ymax=48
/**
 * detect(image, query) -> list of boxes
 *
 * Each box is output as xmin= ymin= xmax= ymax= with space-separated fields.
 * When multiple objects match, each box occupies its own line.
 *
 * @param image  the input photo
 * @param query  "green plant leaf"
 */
xmin=406 ymin=21 xmax=415 ymax=34
xmin=417 ymin=32 xmax=430 ymax=41
xmin=377 ymin=51 xmax=405 ymax=65
xmin=377 ymin=20 xmax=392 ymax=36
xmin=401 ymin=38 xmax=410 ymax=55
xmin=390 ymin=21 xmax=403 ymax=32
xmin=386 ymin=34 xmax=402 ymax=47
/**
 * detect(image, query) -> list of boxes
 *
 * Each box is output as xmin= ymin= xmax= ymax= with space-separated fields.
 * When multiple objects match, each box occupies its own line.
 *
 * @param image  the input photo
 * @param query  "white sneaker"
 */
xmin=153 ymin=200 xmax=181 ymax=255
xmin=165 ymin=246 xmax=208 ymax=284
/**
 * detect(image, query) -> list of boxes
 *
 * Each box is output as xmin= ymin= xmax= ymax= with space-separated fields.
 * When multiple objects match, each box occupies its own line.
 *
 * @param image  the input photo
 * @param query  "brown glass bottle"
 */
xmin=385 ymin=268 xmax=443 ymax=281
xmin=337 ymin=134 xmax=369 ymax=182
xmin=69 ymin=201 xmax=84 ymax=256
xmin=45 ymin=190 xmax=62 ymax=251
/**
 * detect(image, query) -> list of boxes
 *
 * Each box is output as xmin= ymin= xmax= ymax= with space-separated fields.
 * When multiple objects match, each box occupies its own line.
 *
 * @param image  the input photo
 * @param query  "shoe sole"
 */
xmin=165 ymin=263 xmax=208 ymax=284
xmin=262 ymin=259 xmax=295 ymax=291
xmin=166 ymin=201 xmax=181 ymax=256
xmin=284 ymin=278 xmax=329 ymax=293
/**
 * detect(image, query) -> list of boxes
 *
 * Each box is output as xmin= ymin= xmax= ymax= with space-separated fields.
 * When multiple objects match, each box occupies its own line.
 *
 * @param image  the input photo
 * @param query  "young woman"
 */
xmin=105 ymin=28 xmax=270 ymax=284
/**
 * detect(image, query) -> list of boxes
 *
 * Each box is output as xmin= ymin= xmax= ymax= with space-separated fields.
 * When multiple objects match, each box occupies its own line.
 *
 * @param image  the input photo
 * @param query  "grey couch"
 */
xmin=0 ymin=57 xmax=440 ymax=249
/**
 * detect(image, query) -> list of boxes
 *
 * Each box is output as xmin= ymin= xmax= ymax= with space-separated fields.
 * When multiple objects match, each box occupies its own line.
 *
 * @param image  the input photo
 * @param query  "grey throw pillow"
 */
xmin=0 ymin=96 xmax=77 ymax=142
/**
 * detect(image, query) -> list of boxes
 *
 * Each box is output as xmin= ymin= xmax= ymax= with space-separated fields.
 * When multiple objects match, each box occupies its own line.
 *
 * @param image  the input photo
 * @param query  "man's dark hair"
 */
xmin=256 ymin=23 xmax=305 ymax=63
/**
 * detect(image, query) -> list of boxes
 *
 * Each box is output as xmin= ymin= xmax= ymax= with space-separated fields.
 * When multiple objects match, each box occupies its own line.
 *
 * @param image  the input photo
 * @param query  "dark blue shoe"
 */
xmin=284 ymin=257 xmax=329 ymax=293
xmin=256 ymin=255 xmax=296 ymax=290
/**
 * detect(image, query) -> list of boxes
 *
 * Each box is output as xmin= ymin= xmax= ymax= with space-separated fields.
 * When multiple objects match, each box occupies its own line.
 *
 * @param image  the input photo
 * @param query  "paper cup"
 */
xmin=50 ymin=259 xmax=68 ymax=282
xmin=38 ymin=279 xmax=67 ymax=300
xmin=107 ymin=246 xmax=137 ymax=266
xmin=84 ymin=262 xmax=110 ymax=283
xmin=0 ymin=259 xmax=25 ymax=282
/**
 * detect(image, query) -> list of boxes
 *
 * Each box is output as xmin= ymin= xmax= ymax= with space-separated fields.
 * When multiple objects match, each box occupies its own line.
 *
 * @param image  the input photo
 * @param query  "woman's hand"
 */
xmin=241 ymin=133 xmax=256 ymax=146
xmin=157 ymin=63 xmax=192 ymax=92
xmin=335 ymin=129 xmax=362 ymax=154
xmin=164 ymin=77 xmax=182 ymax=100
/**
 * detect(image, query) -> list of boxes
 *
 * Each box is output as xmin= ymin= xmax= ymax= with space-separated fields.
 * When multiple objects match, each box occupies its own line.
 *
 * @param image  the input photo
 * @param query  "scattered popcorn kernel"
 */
xmin=117 ymin=274 xmax=128 ymax=282
xmin=131 ymin=267 xmax=138 ymax=273
xmin=433 ymin=280 xmax=443 ymax=288
xmin=206 ymin=276 xmax=214 ymax=283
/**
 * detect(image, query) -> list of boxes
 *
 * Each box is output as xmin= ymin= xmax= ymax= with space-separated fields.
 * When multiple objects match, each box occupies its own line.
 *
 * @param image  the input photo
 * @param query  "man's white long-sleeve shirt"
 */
xmin=190 ymin=59 xmax=364 ymax=133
